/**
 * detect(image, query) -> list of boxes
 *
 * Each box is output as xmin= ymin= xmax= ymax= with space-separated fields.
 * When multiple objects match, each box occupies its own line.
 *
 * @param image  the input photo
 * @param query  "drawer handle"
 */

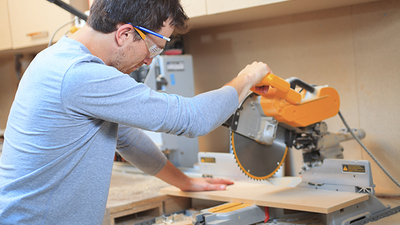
xmin=26 ymin=31 xmax=49 ymax=38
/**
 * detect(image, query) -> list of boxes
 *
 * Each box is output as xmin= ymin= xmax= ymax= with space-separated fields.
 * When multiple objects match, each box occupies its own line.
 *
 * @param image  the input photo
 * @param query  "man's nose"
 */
xmin=143 ymin=57 xmax=153 ymax=65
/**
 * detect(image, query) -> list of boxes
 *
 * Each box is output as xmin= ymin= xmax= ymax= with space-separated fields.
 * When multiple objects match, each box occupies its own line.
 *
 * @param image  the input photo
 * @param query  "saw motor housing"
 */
xmin=251 ymin=75 xmax=340 ymax=128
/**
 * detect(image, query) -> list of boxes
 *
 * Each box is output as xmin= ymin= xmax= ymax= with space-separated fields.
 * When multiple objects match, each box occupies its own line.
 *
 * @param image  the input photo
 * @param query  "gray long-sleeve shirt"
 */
xmin=0 ymin=36 xmax=238 ymax=224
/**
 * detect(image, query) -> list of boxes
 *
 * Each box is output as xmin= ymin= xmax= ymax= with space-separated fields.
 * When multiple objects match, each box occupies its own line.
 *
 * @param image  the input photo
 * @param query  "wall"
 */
xmin=185 ymin=0 xmax=400 ymax=195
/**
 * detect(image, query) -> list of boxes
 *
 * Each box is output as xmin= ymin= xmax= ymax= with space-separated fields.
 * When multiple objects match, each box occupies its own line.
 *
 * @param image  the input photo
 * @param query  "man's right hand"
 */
xmin=237 ymin=61 xmax=272 ymax=86
xmin=225 ymin=61 xmax=273 ymax=103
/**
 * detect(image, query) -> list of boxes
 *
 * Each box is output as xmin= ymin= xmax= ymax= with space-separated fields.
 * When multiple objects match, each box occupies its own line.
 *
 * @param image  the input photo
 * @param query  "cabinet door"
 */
xmin=0 ymin=0 xmax=12 ymax=51
xmin=206 ymin=0 xmax=286 ymax=15
xmin=181 ymin=0 xmax=207 ymax=18
xmin=7 ymin=0 xmax=73 ymax=49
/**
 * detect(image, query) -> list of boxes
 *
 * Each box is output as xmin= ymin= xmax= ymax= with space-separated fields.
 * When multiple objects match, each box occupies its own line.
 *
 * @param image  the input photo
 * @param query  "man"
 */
xmin=0 ymin=0 xmax=271 ymax=224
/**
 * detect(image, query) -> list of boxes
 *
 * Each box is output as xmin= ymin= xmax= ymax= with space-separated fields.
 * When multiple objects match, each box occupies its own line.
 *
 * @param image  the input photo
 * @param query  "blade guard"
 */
xmin=251 ymin=74 xmax=340 ymax=127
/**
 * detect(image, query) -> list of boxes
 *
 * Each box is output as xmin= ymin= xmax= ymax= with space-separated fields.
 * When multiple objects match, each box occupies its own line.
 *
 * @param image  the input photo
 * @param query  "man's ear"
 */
xmin=115 ymin=24 xmax=134 ymax=46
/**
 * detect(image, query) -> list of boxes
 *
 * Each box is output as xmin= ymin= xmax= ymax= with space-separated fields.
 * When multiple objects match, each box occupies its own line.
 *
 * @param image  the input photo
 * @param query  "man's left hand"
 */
xmin=179 ymin=177 xmax=234 ymax=192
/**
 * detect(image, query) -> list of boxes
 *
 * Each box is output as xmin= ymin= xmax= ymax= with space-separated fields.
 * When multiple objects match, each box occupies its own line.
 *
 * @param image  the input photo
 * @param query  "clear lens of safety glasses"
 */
xmin=144 ymin=38 xmax=164 ymax=58
xmin=132 ymin=25 xmax=167 ymax=58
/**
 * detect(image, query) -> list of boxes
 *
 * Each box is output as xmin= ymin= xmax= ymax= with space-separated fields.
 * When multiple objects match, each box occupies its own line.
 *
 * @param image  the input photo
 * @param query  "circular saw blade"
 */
xmin=231 ymin=126 xmax=288 ymax=180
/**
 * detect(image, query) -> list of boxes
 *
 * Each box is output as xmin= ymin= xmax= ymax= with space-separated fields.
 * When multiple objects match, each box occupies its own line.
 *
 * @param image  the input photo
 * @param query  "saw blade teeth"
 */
xmin=230 ymin=125 xmax=288 ymax=181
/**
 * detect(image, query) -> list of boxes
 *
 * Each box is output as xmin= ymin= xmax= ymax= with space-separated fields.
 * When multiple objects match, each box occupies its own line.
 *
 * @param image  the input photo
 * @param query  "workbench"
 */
xmin=105 ymin=167 xmax=400 ymax=225
xmin=103 ymin=171 xmax=192 ymax=225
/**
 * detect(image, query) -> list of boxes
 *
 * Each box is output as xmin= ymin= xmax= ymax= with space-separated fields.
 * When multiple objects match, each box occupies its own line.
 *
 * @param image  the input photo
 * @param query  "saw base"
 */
xmin=194 ymin=203 xmax=266 ymax=225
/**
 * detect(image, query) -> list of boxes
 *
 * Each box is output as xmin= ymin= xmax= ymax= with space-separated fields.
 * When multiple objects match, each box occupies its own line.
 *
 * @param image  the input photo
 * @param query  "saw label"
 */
xmin=342 ymin=164 xmax=365 ymax=173
xmin=200 ymin=157 xmax=216 ymax=163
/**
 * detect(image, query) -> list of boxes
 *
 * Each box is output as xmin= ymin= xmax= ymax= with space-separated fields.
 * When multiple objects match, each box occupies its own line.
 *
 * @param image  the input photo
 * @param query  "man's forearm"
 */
xmin=155 ymin=160 xmax=191 ymax=190
xmin=224 ymin=74 xmax=254 ymax=103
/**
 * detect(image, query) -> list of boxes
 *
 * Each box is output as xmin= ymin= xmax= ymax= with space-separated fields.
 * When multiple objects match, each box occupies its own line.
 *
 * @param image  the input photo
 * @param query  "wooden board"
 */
xmin=160 ymin=181 xmax=369 ymax=214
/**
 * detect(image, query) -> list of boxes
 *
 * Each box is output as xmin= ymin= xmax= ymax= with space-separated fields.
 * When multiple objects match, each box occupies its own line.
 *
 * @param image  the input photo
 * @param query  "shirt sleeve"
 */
xmin=61 ymin=61 xmax=239 ymax=138
xmin=116 ymin=124 xmax=167 ymax=175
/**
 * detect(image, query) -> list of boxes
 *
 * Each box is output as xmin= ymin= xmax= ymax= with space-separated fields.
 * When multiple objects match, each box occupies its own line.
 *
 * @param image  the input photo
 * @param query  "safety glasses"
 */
xmin=127 ymin=23 xmax=170 ymax=58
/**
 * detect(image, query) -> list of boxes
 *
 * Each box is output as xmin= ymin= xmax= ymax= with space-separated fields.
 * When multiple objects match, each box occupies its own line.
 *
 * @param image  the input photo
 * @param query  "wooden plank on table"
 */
xmin=160 ymin=181 xmax=369 ymax=214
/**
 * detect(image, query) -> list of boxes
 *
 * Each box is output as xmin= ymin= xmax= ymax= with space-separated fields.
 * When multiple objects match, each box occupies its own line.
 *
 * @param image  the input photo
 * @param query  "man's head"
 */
xmin=87 ymin=0 xmax=189 ymax=36
xmin=83 ymin=0 xmax=189 ymax=74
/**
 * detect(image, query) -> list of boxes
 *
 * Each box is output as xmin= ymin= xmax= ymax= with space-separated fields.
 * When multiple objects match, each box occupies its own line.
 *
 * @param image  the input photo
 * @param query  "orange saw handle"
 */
xmin=250 ymin=74 xmax=301 ymax=104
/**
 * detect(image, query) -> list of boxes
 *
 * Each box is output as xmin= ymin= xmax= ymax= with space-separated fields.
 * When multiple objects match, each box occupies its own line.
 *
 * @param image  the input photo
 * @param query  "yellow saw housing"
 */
xmin=251 ymin=74 xmax=340 ymax=127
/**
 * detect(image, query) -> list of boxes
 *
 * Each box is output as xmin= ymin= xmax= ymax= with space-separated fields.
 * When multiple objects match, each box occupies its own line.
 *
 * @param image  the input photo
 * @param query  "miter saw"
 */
xmin=194 ymin=74 xmax=400 ymax=225
xmin=222 ymin=74 xmax=368 ymax=179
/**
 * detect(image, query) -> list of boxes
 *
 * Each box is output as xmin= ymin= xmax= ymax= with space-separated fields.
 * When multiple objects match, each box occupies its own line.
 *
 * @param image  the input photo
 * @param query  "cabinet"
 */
xmin=0 ymin=0 xmax=12 ymax=51
xmin=187 ymin=0 xmax=380 ymax=29
xmin=7 ymin=0 xmax=73 ymax=49
xmin=205 ymin=0 xmax=380 ymax=15
xmin=181 ymin=0 xmax=207 ymax=18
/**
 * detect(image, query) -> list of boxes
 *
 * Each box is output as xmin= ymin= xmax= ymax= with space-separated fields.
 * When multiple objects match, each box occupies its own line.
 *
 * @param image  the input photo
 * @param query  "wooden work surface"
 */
xmin=160 ymin=181 xmax=370 ymax=214
xmin=107 ymin=172 xmax=170 ymax=212
xmin=104 ymin=172 xmax=191 ymax=225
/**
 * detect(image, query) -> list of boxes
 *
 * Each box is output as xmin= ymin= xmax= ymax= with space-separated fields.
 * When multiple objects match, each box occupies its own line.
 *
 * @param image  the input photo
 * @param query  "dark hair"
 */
xmin=87 ymin=0 xmax=189 ymax=35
